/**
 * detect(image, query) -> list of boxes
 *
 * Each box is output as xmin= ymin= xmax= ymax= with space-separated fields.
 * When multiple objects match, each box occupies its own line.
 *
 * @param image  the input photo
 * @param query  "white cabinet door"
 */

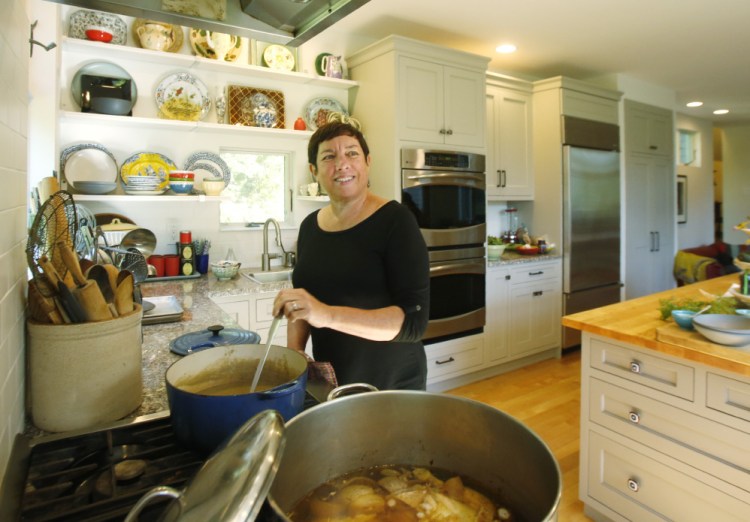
xmin=486 ymin=85 xmax=533 ymax=199
xmin=625 ymin=102 xmax=673 ymax=156
xmin=625 ymin=152 xmax=674 ymax=299
xmin=485 ymin=267 xmax=510 ymax=363
xmin=398 ymin=56 xmax=485 ymax=148
xmin=508 ymin=278 xmax=561 ymax=357
xmin=213 ymin=297 xmax=250 ymax=330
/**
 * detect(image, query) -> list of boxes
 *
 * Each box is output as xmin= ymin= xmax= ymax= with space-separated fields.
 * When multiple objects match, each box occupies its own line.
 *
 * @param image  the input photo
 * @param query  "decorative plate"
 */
xmin=184 ymin=151 xmax=232 ymax=190
xmin=120 ymin=152 xmax=177 ymax=190
xmin=303 ymin=97 xmax=348 ymax=131
xmin=71 ymin=62 xmax=137 ymax=110
xmin=132 ymin=18 xmax=184 ymax=53
xmin=262 ymin=44 xmax=295 ymax=71
xmin=68 ymin=9 xmax=127 ymax=45
xmin=155 ymin=72 xmax=211 ymax=121
xmin=189 ymin=28 xmax=241 ymax=62
xmin=226 ymin=85 xmax=285 ymax=129
xmin=124 ymin=187 xmax=168 ymax=196
xmin=60 ymin=143 xmax=118 ymax=190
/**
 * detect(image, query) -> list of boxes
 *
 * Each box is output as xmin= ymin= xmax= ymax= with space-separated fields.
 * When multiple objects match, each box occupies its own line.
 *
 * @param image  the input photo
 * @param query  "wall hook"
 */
xmin=29 ymin=20 xmax=57 ymax=58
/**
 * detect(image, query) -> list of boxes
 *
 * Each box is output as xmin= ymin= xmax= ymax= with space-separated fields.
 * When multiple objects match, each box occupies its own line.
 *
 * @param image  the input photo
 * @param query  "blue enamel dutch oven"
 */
xmin=166 ymin=343 xmax=308 ymax=454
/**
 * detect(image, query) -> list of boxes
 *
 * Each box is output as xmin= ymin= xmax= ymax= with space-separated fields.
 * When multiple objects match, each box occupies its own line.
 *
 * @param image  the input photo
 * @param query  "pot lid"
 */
xmin=162 ymin=409 xmax=285 ymax=521
xmin=170 ymin=325 xmax=261 ymax=356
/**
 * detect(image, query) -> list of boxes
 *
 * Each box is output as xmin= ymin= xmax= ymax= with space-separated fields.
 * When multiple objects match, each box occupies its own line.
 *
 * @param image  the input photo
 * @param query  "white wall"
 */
xmin=717 ymin=124 xmax=750 ymax=247
xmin=0 ymin=0 xmax=31 ymax=489
xmin=675 ymin=113 xmax=715 ymax=249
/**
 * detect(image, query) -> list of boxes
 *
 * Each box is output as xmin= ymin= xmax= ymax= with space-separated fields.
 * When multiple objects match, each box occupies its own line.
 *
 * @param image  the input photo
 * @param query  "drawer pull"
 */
xmin=528 ymin=271 xmax=544 ymax=276
xmin=435 ymin=357 xmax=455 ymax=365
xmin=629 ymin=360 xmax=641 ymax=374
xmin=628 ymin=411 xmax=641 ymax=424
xmin=533 ymin=291 xmax=543 ymax=297
xmin=627 ymin=478 xmax=640 ymax=493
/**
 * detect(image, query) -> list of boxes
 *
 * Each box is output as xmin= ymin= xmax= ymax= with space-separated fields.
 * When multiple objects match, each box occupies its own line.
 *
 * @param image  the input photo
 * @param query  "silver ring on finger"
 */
xmin=292 ymin=301 xmax=299 ymax=311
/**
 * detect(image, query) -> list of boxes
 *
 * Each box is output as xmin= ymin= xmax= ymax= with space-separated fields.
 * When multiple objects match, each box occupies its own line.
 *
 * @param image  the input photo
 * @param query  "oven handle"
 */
xmin=429 ymin=259 xmax=486 ymax=277
xmin=405 ymin=171 xmax=485 ymax=185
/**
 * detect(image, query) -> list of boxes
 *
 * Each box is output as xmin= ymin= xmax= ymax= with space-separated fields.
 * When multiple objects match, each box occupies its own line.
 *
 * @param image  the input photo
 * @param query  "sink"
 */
xmin=241 ymin=267 xmax=293 ymax=284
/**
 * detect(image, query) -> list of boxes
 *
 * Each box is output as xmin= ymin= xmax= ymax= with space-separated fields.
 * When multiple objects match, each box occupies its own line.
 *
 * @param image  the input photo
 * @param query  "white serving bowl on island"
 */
xmin=692 ymin=314 xmax=750 ymax=347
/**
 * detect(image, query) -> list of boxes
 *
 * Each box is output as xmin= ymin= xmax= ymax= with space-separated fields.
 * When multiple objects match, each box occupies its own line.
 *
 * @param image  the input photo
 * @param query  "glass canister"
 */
xmin=502 ymin=207 xmax=519 ymax=243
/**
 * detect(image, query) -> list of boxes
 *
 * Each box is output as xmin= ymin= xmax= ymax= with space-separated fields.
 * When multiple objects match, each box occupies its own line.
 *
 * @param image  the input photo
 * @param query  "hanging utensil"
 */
xmin=26 ymin=190 xmax=78 ymax=297
xmin=120 ymin=228 xmax=157 ymax=258
xmin=249 ymin=314 xmax=283 ymax=393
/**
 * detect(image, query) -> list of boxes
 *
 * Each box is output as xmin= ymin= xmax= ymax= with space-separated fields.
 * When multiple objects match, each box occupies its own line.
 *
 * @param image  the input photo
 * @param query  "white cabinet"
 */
xmin=580 ymin=334 xmax=750 ymax=521
xmin=485 ymin=259 xmax=562 ymax=364
xmin=486 ymin=78 xmax=533 ymax=200
xmin=624 ymin=100 xmax=675 ymax=300
xmin=625 ymin=100 xmax=673 ymax=156
xmin=211 ymin=292 xmax=288 ymax=347
xmin=398 ymin=56 xmax=486 ymax=148
xmin=347 ymin=35 xmax=489 ymax=200
xmin=425 ymin=333 xmax=485 ymax=386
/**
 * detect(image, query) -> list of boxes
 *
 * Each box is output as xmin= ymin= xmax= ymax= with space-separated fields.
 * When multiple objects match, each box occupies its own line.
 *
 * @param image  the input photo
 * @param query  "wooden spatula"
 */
xmin=115 ymin=270 xmax=135 ymax=316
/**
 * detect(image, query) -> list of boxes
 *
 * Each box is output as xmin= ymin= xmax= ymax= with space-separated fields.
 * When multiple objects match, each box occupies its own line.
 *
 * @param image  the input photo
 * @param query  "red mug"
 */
xmin=148 ymin=255 xmax=165 ymax=277
xmin=164 ymin=254 xmax=180 ymax=277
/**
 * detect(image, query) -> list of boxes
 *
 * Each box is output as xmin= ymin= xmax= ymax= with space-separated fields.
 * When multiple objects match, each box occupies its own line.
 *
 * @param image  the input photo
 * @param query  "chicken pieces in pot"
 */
xmin=288 ymin=466 xmax=515 ymax=522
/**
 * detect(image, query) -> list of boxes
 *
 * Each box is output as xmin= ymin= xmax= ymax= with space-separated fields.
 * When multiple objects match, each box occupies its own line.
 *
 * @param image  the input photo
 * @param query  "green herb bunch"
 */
xmin=658 ymin=297 xmax=737 ymax=320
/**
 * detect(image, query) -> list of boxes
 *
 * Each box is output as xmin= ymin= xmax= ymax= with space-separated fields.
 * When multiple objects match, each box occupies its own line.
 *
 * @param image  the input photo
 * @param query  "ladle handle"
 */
xmin=250 ymin=314 xmax=282 ymax=393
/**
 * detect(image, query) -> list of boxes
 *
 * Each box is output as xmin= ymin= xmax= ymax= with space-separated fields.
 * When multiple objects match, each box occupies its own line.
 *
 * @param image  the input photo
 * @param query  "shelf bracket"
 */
xmin=29 ymin=20 xmax=57 ymax=58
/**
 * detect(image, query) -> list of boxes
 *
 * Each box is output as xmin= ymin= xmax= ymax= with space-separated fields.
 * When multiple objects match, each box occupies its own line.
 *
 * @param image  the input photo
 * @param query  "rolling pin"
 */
xmin=57 ymin=242 xmax=113 ymax=322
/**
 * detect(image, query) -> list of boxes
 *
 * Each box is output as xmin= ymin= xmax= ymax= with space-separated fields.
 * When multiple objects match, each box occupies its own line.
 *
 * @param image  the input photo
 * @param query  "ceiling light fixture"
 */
xmin=686 ymin=101 xmax=703 ymax=107
xmin=713 ymin=109 xmax=729 ymax=115
xmin=495 ymin=44 xmax=517 ymax=54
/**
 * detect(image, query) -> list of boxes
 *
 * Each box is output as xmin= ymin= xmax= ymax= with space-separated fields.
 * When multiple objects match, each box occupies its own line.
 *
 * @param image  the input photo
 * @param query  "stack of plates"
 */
xmin=126 ymin=175 xmax=162 ymax=193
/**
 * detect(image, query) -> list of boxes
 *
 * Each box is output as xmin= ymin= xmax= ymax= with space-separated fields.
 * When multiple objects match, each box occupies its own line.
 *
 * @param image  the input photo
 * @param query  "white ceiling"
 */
xmin=311 ymin=0 xmax=750 ymax=123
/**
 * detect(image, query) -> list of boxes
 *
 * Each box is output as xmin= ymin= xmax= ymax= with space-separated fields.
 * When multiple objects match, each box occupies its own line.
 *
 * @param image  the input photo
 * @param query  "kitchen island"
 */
xmin=563 ymin=274 xmax=750 ymax=521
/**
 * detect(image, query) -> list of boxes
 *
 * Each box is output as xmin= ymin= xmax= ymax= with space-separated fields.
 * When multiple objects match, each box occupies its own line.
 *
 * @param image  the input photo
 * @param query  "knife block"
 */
xmin=27 ymin=305 xmax=143 ymax=432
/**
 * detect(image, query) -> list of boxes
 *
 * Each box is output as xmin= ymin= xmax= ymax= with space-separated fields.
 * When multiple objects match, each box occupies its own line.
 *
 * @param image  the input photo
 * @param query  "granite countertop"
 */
xmin=488 ymin=251 xmax=562 ymax=267
xmin=25 ymin=271 xmax=285 ymax=438
xmin=562 ymin=274 xmax=750 ymax=377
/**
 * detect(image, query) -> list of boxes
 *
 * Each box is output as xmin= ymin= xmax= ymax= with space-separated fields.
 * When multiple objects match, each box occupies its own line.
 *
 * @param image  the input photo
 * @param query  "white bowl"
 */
xmin=692 ymin=314 xmax=750 ymax=347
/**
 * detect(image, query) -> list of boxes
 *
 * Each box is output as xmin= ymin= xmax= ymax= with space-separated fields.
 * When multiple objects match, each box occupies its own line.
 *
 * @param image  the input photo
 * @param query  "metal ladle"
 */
xmin=249 ymin=314 xmax=283 ymax=393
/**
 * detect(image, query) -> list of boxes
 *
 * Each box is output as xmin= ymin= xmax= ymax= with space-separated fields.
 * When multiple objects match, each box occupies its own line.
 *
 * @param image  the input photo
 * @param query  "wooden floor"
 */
xmin=445 ymin=348 xmax=593 ymax=521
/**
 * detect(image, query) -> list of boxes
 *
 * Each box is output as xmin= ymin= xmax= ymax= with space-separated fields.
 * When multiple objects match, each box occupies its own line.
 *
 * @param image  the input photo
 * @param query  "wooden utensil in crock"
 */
xmin=58 ymin=242 xmax=113 ymax=322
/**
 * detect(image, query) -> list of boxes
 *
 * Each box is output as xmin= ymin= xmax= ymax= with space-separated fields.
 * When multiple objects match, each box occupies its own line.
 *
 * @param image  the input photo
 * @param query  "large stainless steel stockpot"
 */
xmin=267 ymin=390 xmax=561 ymax=521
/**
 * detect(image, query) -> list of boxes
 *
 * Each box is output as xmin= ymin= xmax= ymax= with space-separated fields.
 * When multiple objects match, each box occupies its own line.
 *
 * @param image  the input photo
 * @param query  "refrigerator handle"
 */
xmin=649 ymin=231 xmax=654 ymax=252
xmin=656 ymin=231 xmax=660 ymax=252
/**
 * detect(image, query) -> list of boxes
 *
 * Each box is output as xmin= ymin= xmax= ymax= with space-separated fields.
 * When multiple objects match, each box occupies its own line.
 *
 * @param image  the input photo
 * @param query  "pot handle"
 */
xmin=258 ymin=380 xmax=300 ymax=399
xmin=124 ymin=486 xmax=182 ymax=522
xmin=327 ymin=382 xmax=378 ymax=402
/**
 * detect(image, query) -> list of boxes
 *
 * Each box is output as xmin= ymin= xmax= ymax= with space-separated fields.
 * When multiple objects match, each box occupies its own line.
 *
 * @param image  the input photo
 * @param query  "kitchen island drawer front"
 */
xmin=590 ymin=337 xmax=694 ymax=400
xmin=426 ymin=334 xmax=484 ymax=380
xmin=707 ymin=372 xmax=750 ymax=425
xmin=589 ymin=378 xmax=750 ymax=483
xmin=587 ymin=431 xmax=750 ymax=521
xmin=509 ymin=261 xmax=560 ymax=285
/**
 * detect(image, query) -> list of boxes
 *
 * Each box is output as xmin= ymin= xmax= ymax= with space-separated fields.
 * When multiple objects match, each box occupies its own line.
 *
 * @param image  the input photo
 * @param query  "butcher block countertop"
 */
xmin=562 ymin=274 xmax=750 ymax=377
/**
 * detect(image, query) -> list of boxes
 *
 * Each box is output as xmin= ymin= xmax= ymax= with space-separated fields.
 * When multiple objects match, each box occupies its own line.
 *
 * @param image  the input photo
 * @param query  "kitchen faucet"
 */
xmin=261 ymin=218 xmax=287 ymax=271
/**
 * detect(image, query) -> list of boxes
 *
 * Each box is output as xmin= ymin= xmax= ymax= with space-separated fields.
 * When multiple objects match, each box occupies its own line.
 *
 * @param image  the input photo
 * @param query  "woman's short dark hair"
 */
xmin=307 ymin=121 xmax=370 ymax=167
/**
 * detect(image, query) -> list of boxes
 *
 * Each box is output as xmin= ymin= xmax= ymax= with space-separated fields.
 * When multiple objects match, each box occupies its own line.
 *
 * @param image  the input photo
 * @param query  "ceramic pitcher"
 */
xmin=136 ymin=23 xmax=174 ymax=51
xmin=205 ymin=31 xmax=237 ymax=61
xmin=322 ymin=54 xmax=343 ymax=78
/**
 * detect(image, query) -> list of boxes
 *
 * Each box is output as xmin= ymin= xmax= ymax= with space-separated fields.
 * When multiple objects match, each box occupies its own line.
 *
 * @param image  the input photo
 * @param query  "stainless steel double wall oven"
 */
xmin=401 ymin=148 xmax=486 ymax=344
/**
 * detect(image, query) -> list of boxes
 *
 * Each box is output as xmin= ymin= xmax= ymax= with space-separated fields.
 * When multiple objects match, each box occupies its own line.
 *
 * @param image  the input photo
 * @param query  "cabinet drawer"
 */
xmin=509 ymin=262 xmax=560 ymax=285
xmin=707 ymin=372 xmax=750 ymax=425
xmin=254 ymin=296 xmax=280 ymax=325
xmin=426 ymin=335 xmax=483 ymax=380
xmin=587 ymin=431 xmax=750 ymax=521
xmin=590 ymin=337 xmax=694 ymax=400
xmin=589 ymin=378 xmax=750 ymax=484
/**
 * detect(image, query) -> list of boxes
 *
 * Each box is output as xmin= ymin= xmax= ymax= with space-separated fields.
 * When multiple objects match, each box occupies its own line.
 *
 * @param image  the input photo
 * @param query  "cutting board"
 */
xmin=656 ymin=322 xmax=722 ymax=351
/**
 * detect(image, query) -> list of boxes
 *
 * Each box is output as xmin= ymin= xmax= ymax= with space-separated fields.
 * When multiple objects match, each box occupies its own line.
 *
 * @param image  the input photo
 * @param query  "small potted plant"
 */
xmin=487 ymin=236 xmax=506 ymax=261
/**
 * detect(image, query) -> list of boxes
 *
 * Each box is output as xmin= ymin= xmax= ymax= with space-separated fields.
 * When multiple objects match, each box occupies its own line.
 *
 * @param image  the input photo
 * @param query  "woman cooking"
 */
xmin=272 ymin=118 xmax=430 ymax=390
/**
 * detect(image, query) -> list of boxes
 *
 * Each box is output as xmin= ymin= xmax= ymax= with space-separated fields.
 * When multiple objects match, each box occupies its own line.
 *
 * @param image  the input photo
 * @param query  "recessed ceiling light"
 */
xmin=686 ymin=101 xmax=703 ymax=107
xmin=495 ymin=44 xmax=517 ymax=54
xmin=713 ymin=109 xmax=729 ymax=115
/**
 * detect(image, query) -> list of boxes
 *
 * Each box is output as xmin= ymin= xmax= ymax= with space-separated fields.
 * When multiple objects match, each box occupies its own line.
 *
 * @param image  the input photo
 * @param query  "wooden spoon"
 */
xmin=86 ymin=264 xmax=118 ymax=318
xmin=115 ymin=270 xmax=135 ymax=316
xmin=58 ymin=242 xmax=113 ymax=322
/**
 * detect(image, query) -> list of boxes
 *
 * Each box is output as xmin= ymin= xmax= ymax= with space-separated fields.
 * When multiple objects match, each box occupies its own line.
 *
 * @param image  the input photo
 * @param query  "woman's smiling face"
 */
xmin=312 ymin=134 xmax=371 ymax=200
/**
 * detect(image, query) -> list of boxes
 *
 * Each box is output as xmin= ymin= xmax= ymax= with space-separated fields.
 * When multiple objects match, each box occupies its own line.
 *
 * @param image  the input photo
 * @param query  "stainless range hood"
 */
xmin=46 ymin=0 xmax=370 ymax=46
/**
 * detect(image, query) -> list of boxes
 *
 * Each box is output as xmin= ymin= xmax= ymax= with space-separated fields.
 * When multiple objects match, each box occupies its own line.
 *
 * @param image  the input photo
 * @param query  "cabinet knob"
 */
xmin=627 ymin=478 xmax=640 ymax=493
xmin=533 ymin=290 xmax=543 ymax=297
xmin=446 ymin=129 xmax=453 ymax=135
xmin=628 ymin=411 xmax=641 ymax=424
xmin=439 ymin=128 xmax=446 ymax=135
xmin=629 ymin=360 xmax=642 ymax=374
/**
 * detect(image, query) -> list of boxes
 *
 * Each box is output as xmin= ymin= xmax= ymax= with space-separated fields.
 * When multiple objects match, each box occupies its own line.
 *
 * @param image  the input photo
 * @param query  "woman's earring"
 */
xmin=367 ymin=180 xmax=371 ymax=188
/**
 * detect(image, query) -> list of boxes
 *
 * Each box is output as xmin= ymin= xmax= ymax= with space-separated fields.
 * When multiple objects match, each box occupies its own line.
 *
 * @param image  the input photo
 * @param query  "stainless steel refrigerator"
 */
xmin=562 ymin=116 xmax=622 ymax=348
